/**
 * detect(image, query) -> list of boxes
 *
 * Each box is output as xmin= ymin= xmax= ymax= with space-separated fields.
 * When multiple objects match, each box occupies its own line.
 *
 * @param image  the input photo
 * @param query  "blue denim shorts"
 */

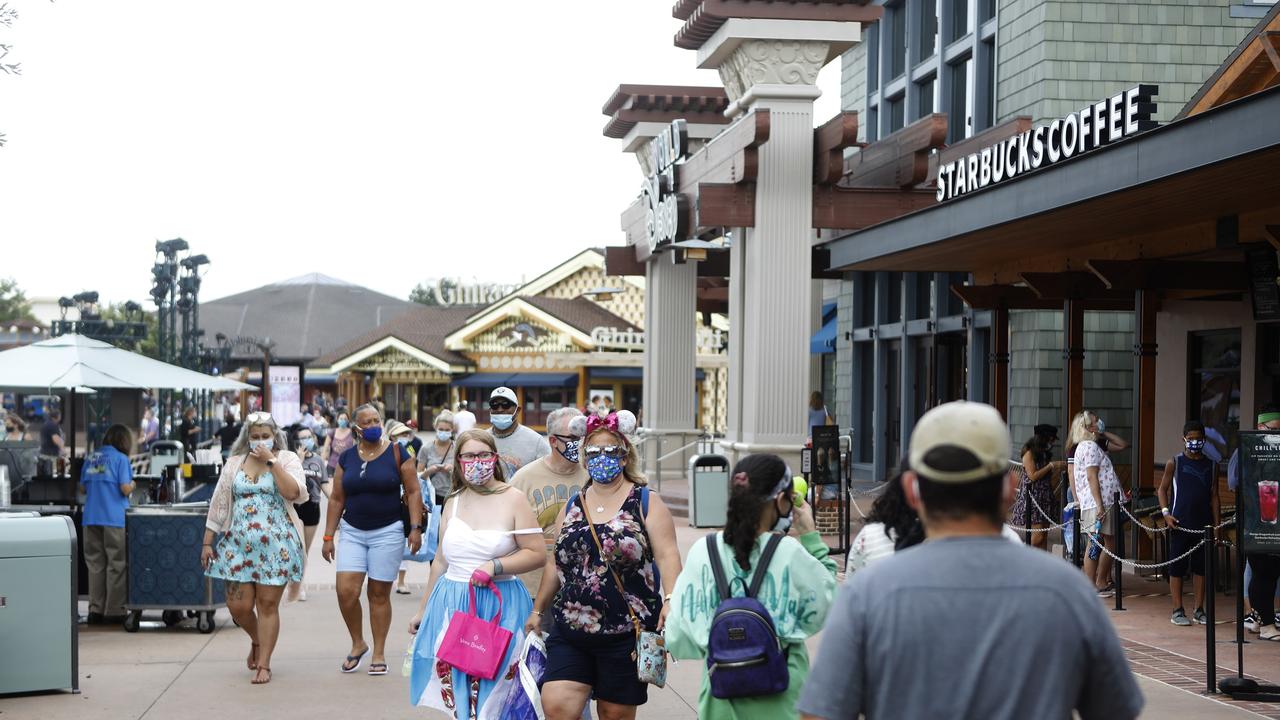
xmin=336 ymin=518 xmax=404 ymax=582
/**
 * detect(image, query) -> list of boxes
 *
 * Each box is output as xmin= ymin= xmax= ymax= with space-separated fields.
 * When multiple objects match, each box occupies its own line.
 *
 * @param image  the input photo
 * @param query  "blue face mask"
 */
xmin=587 ymin=454 xmax=623 ymax=484
xmin=301 ymin=438 xmax=315 ymax=451
xmin=360 ymin=426 xmax=382 ymax=442
xmin=249 ymin=438 xmax=274 ymax=452
xmin=558 ymin=438 xmax=582 ymax=464
xmin=490 ymin=414 xmax=514 ymax=430
xmin=338 ymin=418 xmax=349 ymax=428
xmin=436 ymin=430 xmax=452 ymax=442
xmin=397 ymin=437 xmax=410 ymax=447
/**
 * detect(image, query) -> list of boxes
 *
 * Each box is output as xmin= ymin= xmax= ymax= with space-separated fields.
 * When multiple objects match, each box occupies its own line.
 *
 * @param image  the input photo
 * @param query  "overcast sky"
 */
xmin=0 ymin=1 xmax=841 ymax=306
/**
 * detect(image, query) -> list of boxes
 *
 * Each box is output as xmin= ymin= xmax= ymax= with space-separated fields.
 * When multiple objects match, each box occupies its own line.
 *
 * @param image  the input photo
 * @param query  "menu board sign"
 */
xmin=1246 ymin=246 xmax=1280 ymax=322
xmin=811 ymin=425 xmax=842 ymax=487
xmin=1237 ymin=431 xmax=1280 ymax=554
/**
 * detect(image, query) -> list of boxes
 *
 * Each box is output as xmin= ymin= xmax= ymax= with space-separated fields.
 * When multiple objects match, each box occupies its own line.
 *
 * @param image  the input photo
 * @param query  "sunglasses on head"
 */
xmin=583 ymin=445 xmax=626 ymax=459
xmin=246 ymin=411 xmax=273 ymax=425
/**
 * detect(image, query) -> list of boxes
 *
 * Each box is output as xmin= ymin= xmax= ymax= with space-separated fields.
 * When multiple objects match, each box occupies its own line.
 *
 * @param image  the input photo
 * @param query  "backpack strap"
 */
xmin=746 ymin=533 xmax=785 ymax=599
xmin=705 ymin=534 xmax=733 ymax=603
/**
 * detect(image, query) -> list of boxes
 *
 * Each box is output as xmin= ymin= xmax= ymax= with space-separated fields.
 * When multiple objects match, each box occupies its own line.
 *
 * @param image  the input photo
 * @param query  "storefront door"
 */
xmin=885 ymin=340 xmax=902 ymax=470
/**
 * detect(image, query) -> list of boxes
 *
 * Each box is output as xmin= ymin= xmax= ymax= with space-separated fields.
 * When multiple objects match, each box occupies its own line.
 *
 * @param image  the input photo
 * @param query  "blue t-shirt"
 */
xmin=81 ymin=446 xmax=132 ymax=528
xmin=338 ymin=443 xmax=412 ymax=531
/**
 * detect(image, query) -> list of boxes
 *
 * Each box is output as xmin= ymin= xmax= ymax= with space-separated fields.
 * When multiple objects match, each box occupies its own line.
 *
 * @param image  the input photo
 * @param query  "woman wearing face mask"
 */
xmin=292 ymin=426 xmax=328 ymax=601
xmin=407 ymin=429 xmax=544 ymax=718
xmin=202 ymin=412 xmax=307 ymax=684
xmin=665 ymin=453 xmax=836 ymax=720
xmin=1009 ymin=426 xmax=1067 ymax=551
xmin=418 ymin=411 xmax=456 ymax=507
xmin=532 ymin=411 xmax=683 ymax=720
xmin=321 ymin=410 xmax=355 ymax=479
xmin=322 ymin=404 xmax=423 ymax=676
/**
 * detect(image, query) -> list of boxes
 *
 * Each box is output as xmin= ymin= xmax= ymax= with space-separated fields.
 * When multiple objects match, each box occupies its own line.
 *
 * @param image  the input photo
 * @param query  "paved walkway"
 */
xmin=4 ymin=496 xmax=1280 ymax=719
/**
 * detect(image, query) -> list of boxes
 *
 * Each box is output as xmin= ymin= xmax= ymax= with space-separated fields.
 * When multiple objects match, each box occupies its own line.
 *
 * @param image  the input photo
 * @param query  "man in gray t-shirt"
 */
xmin=798 ymin=401 xmax=1143 ymax=720
xmin=487 ymin=387 xmax=550 ymax=478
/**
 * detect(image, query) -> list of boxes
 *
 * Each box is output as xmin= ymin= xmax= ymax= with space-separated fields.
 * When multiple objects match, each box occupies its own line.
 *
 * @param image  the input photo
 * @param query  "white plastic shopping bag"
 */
xmin=483 ymin=632 xmax=547 ymax=720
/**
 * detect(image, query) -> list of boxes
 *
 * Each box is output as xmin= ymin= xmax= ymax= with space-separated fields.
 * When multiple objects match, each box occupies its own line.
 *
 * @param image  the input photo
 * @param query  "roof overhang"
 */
xmin=823 ymin=84 xmax=1280 ymax=274
xmin=308 ymin=335 xmax=468 ymax=376
xmin=444 ymin=298 xmax=597 ymax=351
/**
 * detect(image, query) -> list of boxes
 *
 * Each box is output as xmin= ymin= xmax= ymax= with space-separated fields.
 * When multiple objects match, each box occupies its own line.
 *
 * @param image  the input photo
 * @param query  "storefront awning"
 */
xmin=452 ymin=372 xmax=515 ymax=388
xmin=809 ymin=303 xmax=838 ymax=354
xmin=589 ymin=367 xmax=706 ymax=381
xmin=506 ymin=372 xmax=578 ymax=388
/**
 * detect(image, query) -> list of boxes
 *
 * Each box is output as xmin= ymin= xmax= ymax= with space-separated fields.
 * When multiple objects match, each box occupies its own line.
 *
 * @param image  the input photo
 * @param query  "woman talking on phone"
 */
xmin=202 ymin=412 xmax=306 ymax=685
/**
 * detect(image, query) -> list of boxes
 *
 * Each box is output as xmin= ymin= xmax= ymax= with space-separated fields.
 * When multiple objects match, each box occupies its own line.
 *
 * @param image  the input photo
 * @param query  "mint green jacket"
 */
xmin=665 ymin=531 xmax=838 ymax=720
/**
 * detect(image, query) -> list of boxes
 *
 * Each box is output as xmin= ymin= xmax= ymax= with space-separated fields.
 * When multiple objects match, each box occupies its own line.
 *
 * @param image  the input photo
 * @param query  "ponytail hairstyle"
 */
xmin=723 ymin=453 xmax=790 ymax=572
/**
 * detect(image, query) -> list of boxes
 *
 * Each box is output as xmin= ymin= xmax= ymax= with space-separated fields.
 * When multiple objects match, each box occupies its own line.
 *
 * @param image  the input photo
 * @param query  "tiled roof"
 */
xmin=309 ymin=306 xmax=476 ymax=369
xmin=522 ymin=296 xmax=639 ymax=335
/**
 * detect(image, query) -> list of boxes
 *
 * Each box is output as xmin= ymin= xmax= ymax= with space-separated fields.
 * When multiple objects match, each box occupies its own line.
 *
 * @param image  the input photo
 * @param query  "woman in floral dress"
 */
xmin=202 ymin=412 xmax=307 ymax=685
xmin=529 ymin=411 xmax=683 ymax=720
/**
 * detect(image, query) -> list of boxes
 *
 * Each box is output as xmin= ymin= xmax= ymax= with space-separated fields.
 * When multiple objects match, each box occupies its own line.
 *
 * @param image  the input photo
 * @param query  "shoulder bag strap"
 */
xmin=704 ymin=533 xmax=733 ymax=601
xmin=581 ymin=502 xmax=643 ymax=638
xmin=746 ymin=533 xmax=785 ymax=599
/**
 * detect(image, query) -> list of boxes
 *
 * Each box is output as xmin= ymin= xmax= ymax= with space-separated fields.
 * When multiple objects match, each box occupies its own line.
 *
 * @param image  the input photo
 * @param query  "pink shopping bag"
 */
xmin=436 ymin=581 xmax=513 ymax=681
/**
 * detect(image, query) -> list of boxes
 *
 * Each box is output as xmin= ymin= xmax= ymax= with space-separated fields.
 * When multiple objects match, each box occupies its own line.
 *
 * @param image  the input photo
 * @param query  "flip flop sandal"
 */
xmin=341 ymin=646 xmax=369 ymax=673
xmin=368 ymin=663 xmax=389 ymax=676
xmin=248 ymin=643 xmax=260 ymax=670
xmin=252 ymin=667 xmax=271 ymax=685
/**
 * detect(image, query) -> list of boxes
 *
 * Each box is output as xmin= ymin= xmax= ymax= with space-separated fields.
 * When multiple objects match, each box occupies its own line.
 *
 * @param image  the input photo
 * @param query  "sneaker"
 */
xmin=1194 ymin=608 xmax=1208 ymax=625
xmin=1246 ymin=611 xmax=1262 ymax=633
xmin=1171 ymin=608 xmax=1193 ymax=626
xmin=1097 ymin=583 xmax=1115 ymax=599
xmin=1261 ymin=625 xmax=1280 ymax=642
xmin=298 ymin=588 xmax=308 ymax=602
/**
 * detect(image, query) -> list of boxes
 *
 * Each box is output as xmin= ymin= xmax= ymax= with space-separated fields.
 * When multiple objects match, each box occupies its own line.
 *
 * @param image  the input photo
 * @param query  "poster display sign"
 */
xmin=1237 ymin=431 xmax=1280 ymax=554
xmin=269 ymin=365 xmax=301 ymax=427
xmin=811 ymin=425 xmax=841 ymax=486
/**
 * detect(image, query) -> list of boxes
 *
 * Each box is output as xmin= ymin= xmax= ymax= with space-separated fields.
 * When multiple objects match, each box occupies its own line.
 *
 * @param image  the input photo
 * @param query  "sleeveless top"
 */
xmin=1171 ymin=454 xmax=1216 ymax=527
xmin=441 ymin=492 xmax=541 ymax=583
xmin=553 ymin=484 xmax=661 ymax=635
xmin=327 ymin=430 xmax=355 ymax=469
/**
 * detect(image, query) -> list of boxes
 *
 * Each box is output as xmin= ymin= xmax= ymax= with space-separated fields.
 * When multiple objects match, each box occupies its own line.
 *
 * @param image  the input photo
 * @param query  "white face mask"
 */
xmin=249 ymin=438 xmax=274 ymax=452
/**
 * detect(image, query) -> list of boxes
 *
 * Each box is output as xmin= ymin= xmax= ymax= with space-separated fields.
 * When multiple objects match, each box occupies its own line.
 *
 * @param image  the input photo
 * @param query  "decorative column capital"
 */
xmin=717 ymin=39 xmax=830 ymax=103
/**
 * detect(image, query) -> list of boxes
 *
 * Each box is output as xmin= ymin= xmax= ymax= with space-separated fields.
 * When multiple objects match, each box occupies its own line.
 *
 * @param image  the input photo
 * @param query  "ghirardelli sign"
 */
xmin=642 ymin=119 xmax=691 ymax=255
xmin=429 ymin=278 xmax=520 ymax=307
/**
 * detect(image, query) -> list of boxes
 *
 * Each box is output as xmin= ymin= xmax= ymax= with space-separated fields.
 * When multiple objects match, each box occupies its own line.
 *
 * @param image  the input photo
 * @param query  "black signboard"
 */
xmin=1237 ymin=431 xmax=1280 ymax=554
xmin=1246 ymin=246 xmax=1280 ymax=322
xmin=811 ymin=425 xmax=841 ymax=486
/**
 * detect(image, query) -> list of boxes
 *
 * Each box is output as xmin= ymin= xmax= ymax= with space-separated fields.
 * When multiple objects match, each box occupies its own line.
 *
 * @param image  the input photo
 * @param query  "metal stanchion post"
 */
xmin=1072 ymin=505 xmax=1082 ymax=568
xmin=1206 ymin=524 xmax=1218 ymax=694
xmin=1114 ymin=492 xmax=1125 ymax=611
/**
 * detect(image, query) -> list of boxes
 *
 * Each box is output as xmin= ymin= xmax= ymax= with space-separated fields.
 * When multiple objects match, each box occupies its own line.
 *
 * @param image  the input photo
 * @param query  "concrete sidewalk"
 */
xmin=2 ymin=500 xmax=1275 ymax=719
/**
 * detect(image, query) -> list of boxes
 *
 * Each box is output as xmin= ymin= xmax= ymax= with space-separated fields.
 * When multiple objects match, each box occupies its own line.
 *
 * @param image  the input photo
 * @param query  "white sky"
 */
xmin=0 ymin=1 xmax=841 ymax=306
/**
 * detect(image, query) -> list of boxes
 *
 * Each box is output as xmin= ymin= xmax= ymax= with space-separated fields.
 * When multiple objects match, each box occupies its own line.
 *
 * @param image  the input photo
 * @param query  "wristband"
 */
xmin=531 ymin=609 xmax=544 ymax=617
xmin=1161 ymin=507 xmax=1171 ymax=516
xmin=323 ymin=535 xmax=334 ymax=542
xmin=493 ymin=558 xmax=504 ymax=575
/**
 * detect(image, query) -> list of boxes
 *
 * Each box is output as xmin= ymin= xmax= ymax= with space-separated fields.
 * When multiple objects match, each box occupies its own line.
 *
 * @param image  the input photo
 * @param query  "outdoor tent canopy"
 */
xmin=0 ymin=334 xmax=255 ymax=392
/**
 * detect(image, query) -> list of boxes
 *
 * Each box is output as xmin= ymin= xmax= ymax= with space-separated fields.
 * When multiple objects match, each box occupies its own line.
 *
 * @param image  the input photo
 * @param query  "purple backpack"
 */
xmin=704 ymin=533 xmax=789 ymax=699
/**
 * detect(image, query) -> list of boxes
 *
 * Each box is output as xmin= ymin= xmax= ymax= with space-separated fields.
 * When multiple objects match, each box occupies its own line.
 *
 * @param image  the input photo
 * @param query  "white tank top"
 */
xmin=442 ymin=493 xmax=540 ymax=583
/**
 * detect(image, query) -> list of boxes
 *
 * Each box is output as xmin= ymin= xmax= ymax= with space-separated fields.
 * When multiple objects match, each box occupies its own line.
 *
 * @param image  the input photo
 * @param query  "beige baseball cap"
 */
xmin=908 ymin=401 xmax=1012 ymax=483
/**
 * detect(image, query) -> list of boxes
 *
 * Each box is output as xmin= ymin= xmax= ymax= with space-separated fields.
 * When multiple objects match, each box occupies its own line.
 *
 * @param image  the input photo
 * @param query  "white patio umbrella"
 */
xmin=0 ymin=334 xmax=254 ymax=462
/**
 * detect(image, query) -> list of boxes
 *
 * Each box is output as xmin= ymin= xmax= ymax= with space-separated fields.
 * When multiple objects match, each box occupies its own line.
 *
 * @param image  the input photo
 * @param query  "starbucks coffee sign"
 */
xmin=936 ymin=85 xmax=1158 ymax=202
xmin=642 ymin=119 xmax=691 ymax=254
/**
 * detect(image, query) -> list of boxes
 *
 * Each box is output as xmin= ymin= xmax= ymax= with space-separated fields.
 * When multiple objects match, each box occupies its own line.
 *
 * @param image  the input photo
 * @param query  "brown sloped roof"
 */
xmin=1176 ymin=2 xmax=1280 ymax=120
xmin=522 ymin=296 xmax=639 ymax=334
xmin=309 ymin=306 xmax=475 ymax=369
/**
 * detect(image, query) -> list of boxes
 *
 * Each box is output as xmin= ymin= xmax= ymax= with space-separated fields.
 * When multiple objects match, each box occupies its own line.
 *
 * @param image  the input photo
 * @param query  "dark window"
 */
xmin=858 ymin=273 xmax=877 ymax=327
xmin=916 ymin=78 xmax=935 ymax=118
xmin=889 ymin=3 xmax=907 ymax=78
xmin=523 ymin=387 xmax=568 ymax=428
xmin=918 ymin=0 xmax=938 ymax=61
xmin=867 ymin=107 xmax=880 ymax=143
xmin=912 ymin=336 xmax=933 ymax=421
xmin=885 ymin=340 xmax=902 ymax=467
xmin=888 ymin=96 xmax=906 ymax=133
xmin=980 ymin=0 xmax=996 ymax=22
xmin=912 ymin=273 xmax=933 ymax=320
xmin=857 ymin=343 xmax=875 ymax=461
xmin=1188 ymin=329 xmax=1242 ymax=461
xmin=950 ymin=0 xmax=969 ymax=41
xmin=939 ymin=271 xmax=968 ymax=316
xmin=979 ymin=41 xmax=996 ymax=130
xmin=948 ymin=58 xmax=970 ymax=141
xmin=465 ymin=388 xmax=502 ymax=425
xmin=935 ymin=333 xmax=968 ymax=404
xmin=867 ymin=23 xmax=880 ymax=93
xmin=887 ymin=272 xmax=903 ymax=322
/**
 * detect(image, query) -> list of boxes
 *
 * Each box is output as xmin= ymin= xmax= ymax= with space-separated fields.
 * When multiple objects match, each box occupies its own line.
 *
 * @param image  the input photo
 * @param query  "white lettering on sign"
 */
xmin=429 ymin=278 xmax=521 ymax=307
xmin=642 ymin=119 xmax=691 ymax=254
xmin=591 ymin=326 xmax=727 ymax=354
xmin=935 ymin=85 xmax=1158 ymax=202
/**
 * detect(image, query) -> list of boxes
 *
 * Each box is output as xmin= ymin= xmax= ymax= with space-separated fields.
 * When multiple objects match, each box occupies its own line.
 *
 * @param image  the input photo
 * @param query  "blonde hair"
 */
xmin=1067 ymin=410 xmax=1098 ymax=451
xmin=447 ymin=429 xmax=510 ymax=497
xmin=433 ymin=410 xmax=455 ymax=428
xmin=582 ymin=427 xmax=647 ymax=487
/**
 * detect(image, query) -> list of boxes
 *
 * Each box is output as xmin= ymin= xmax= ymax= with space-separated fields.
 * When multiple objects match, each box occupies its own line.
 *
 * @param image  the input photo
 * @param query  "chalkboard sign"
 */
xmin=1246 ymin=246 xmax=1280 ymax=322
xmin=1237 ymin=431 xmax=1280 ymax=554
xmin=812 ymin=425 xmax=841 ymax=486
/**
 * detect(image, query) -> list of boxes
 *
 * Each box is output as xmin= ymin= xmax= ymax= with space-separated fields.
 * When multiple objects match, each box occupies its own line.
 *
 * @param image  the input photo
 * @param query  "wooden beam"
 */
xmin=811 ymin=247 xmax=842 ymax=280
xmin=842 ymin=114 xmax=947 ymax=189
xmin=1133 ymin=288 xmax=1158 ymax=493
xmin=991 ymin=304 xmax=1010 ymax=420
xmin=1063 ymin=299 xmax=1085 ymax=443
xmin=1266 ymin=225 xmax=1280 ymax=251
xmin=812 ymin=187 xmax=937 ymax=230
xmin=927 ymin=116 xmax=1032 ymax=185
xmin=1020 ymin=271 xmax=1131 ymax=300
xmin=696 ymin=183 xmax=754 ymax=228
xmin=621 ymin=197 xmax=648 ymax=258
xmin=604 ymin=245 xmax=646 ymax=277
xmin=949 ymin=283 xmax=1132 ymax=311
xmin=814 ymin=112 xmax=861 ymax=186
xmin=675 ymin=109 xmax=770 ymax=195
xmin=1085 ymin=259 xmax=1247 ymax=292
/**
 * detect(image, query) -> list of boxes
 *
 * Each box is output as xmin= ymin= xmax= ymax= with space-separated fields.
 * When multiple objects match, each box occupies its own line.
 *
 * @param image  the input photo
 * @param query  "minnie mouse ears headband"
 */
xmin=568 ymin=410 xmax=638 ymax=440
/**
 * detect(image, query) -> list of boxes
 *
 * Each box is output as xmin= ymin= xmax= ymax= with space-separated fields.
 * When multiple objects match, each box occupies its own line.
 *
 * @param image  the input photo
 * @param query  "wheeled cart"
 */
xmin=123 ymin=505 xmax=224 ymax=633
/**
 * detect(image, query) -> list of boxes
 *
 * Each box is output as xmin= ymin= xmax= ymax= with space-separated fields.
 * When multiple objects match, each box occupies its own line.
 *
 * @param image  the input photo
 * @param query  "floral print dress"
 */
xmin=206 ymin=470 xmax=304 ymax=585
xmin=553 ymin=485 xmax=661 ymax=635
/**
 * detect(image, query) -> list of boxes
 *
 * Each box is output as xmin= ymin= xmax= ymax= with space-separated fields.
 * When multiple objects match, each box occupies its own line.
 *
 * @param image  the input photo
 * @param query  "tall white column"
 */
xmin=642 ymin=257 xmax=698 ymax=431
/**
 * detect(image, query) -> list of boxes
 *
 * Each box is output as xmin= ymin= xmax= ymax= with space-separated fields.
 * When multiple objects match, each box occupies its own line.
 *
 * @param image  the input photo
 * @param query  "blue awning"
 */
xmin=588 ymin=367 xmax=706 ymax=381
xmin=452 ymin=372 xmax=514 ymax=388
xmin=506 ymin=373 xmax=578 ymax=388
xmin=810 ymin=310 xmax=837 ymax=354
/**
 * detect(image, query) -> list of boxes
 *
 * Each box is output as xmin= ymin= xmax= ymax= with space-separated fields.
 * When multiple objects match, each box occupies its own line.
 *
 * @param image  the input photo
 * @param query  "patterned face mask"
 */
xmin=557 ymin=438 xmax=582 ymax=464
xmin=586 ymin=454 xmax=624 ymax=484
xmin=1185 ymin=439 xmax=1206 ymax=452
xmin=462 ymin=458 xmax=496 ymax=486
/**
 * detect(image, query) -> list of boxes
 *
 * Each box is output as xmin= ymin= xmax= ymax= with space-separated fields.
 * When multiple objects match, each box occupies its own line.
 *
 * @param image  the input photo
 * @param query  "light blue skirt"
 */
xmin=409 ymin=577 xmax=531 ymax=718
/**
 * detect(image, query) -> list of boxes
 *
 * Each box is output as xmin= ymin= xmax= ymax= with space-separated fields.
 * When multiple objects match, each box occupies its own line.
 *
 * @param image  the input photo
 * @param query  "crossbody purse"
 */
xmin=580 ymin=497 xmax=668 ymax=688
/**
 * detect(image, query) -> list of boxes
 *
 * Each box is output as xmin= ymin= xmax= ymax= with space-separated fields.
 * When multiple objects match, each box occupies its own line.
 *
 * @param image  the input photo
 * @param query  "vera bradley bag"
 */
xmin=580 ymin=499 xmax=668 ymax=688
xmin=436 ymin=581 xmax=514 ymax=681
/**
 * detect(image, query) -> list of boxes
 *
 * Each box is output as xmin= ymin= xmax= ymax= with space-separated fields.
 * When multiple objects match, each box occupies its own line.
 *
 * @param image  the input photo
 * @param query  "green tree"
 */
xmin=0 ymin=276 xmax=34 ymax=322
xmin=409 ymin=278 xmax=457 ymax=306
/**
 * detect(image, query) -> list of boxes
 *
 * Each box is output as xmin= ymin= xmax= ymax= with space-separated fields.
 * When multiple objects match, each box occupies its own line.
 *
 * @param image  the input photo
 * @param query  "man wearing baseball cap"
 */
xmin=487 ymin=387 xmax=550 ymax=477
xmin=798 ymin=401 xmax=1143 ymax=720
